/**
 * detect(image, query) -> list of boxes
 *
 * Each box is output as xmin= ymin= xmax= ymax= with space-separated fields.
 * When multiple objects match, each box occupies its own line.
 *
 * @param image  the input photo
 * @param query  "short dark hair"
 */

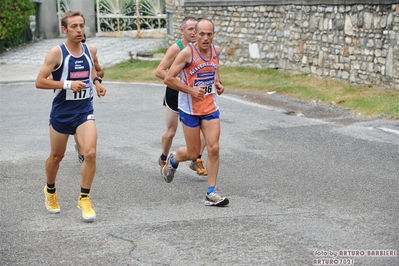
xmin=180 ymin=16 xmax=197 ymax=29
xmin=195 ymin=18 xmax=214 ymax=31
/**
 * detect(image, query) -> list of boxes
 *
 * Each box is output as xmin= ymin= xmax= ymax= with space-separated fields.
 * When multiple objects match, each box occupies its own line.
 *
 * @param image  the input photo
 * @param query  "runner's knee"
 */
xmin=83 ymin=150 xmax=97 ymax=162
xmin=166 ymin=128 xmax=177 ymax=139
xmin=48 ymin=153 xmax=64 ymax=163
xmin=207 ymin=143 xmax=219 ymax=157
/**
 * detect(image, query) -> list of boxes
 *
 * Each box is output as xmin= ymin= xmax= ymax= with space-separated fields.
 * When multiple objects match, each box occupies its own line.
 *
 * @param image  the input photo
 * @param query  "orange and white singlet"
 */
xmin=178 ymin=43 xmax=219 ymax=116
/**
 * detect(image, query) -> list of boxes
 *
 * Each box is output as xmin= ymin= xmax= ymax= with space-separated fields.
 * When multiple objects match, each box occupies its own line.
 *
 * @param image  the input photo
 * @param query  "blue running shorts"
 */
xmin=179 ymin=109 xmax=220 ymax=128
xmin=50 ymin=111 xmax=95 ymax=135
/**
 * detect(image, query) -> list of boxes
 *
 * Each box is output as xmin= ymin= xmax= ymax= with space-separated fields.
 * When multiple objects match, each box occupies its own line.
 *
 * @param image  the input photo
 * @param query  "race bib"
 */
xmin=66 ymin=79 xmax=91 ymax=100
xmin=194 ymin=73 xmax=216 ymax=95
xmin=202 ymin=84 xmax=216 ymax=95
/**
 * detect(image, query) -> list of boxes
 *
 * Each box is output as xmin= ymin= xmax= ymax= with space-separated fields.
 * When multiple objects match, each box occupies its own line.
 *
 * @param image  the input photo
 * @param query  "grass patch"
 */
xmin=105 ymin=59 xmax=161 ymax=82
xmin=104 ymin=60 xmax=399 ymax=119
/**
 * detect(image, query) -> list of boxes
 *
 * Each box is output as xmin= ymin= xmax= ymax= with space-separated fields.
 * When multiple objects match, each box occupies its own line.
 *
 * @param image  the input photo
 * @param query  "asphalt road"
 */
xmin=0 ymin=80 xmax=398 ymax=266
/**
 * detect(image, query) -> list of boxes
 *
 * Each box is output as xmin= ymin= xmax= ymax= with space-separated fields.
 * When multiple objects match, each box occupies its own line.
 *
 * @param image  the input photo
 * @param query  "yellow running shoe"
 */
xmin=189 ymin=158 xmax=208 ymax=176
xmin=78 ymin=196 xmax=96 ymax=222
xmin=44 ymin=186 xmax=60 ymax=213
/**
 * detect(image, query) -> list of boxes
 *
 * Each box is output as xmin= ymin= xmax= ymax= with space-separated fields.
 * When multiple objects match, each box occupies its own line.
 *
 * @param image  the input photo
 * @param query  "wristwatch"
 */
xmin=93 ymin=76 xmax=102 ymax=84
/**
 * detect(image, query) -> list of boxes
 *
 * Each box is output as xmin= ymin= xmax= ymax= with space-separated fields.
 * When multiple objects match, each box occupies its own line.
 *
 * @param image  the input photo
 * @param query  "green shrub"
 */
xmin=0 ymin=0 xmax=35 ymax=53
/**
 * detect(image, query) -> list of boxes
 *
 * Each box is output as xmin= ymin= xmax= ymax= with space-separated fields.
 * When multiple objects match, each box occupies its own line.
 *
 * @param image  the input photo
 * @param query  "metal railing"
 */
xmin=96 ymin=0 xmax=166 ymax=37
xmin=57 ymin=0 xmax=167 ymax=37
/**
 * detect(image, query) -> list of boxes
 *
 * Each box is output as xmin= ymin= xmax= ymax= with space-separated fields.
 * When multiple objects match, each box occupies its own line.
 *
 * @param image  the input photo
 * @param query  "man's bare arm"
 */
xmin=35 ymin=47 xmax=65 ymax=90
xmin=214 ymin=45 xmax=225 ymax=95
xmin=155 ymin=44 xmax=180 ymax=80
xmin=164 ymin=47 xmax=205 ymax=99
xmin=89 ymin=45 xmax=104 ymax=78
xmin=35 ymin=46 xmax=86 ymax=92
xmin=92 ymin=66 xmax=106 ymax=97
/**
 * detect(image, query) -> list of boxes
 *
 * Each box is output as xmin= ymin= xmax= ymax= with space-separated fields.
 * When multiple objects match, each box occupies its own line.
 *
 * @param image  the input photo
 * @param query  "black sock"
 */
xmin=46 ymin=183 xmax=56 ymax=194
xmin=80 ymin=187 xmax=90 ymax=198
xmin=161 ymin=154 xmax=167 ymax=161
xmin=193 ymin=154 xmax=202 ymax=162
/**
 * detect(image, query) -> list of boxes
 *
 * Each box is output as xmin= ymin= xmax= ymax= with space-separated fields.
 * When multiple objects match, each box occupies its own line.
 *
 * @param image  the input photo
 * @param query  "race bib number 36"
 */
xmin=194 ymin=75 xmax=216 ymax=95
xmin=66 ymin=79 xmax=91 ymax=100
xmin=203 ymin=84 xmax=216 ymax=95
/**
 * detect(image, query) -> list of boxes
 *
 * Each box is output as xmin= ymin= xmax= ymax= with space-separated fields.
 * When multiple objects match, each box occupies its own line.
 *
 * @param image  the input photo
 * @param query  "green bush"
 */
xmin=0 ymin=0 xmax=35 ymax=53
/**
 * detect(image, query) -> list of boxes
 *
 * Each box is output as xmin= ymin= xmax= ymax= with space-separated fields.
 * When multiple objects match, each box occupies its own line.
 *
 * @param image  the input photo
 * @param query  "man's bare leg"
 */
xmin=44 ymin=125 xmax=69 ymax=213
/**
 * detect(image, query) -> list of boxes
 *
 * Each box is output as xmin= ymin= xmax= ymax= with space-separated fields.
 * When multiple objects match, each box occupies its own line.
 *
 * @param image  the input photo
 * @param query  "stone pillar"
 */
xmin=38 ymin=0 xmax=58 ymax=39
xmin=165 ymin=0 xmax=177 ymax=45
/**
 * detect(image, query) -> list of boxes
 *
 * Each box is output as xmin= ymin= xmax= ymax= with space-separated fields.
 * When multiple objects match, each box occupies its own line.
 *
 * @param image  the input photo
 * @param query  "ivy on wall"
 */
xmin=0 ymin=0 xmax=35 ymax=53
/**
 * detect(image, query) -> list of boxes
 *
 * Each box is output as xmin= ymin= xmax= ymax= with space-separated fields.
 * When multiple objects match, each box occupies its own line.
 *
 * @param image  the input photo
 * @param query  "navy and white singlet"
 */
xmin=50 ymin=43 xmax=94 ymax=116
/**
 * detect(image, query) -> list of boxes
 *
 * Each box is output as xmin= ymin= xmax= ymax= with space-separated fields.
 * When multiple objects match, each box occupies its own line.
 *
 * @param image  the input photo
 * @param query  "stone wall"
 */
xmin=165 ymin=0 xmax=399 ymax=89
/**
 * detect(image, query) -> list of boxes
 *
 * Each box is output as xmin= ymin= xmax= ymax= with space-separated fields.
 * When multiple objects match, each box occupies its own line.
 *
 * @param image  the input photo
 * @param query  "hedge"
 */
xmin=0 ymin=0 xmax=35 ymax=53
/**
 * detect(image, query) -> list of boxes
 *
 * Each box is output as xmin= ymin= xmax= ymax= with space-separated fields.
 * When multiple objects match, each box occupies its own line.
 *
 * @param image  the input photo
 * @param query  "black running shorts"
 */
xmin=163 ymin=86 xmax=179 ymax=113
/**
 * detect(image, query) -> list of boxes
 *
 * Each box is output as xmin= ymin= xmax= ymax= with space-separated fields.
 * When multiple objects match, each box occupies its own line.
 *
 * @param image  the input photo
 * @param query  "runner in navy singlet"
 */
xmin=35 ymin=11 xmax=107 ymax=222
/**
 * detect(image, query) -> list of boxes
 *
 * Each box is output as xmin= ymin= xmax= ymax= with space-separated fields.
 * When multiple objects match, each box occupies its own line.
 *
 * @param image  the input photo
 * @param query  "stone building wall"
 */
xmin=165 ymin=0 xmax=399 ymax=89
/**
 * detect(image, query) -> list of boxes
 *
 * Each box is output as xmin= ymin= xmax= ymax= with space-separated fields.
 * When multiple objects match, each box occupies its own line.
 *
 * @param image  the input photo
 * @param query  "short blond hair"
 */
xmin=61 ymin=11 xmax=85 ymax=28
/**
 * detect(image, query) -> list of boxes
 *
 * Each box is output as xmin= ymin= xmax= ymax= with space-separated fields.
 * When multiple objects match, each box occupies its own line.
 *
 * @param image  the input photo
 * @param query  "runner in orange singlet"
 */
xmin=155 ymin=17 xmax=208 ymax=177
xmin=163 ymin=18 xmax=228 ymax=206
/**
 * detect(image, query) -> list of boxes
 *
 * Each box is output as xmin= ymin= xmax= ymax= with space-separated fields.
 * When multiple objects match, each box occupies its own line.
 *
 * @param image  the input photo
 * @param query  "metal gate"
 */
xmin=57 ymin=0 xmax=166 ymax=37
